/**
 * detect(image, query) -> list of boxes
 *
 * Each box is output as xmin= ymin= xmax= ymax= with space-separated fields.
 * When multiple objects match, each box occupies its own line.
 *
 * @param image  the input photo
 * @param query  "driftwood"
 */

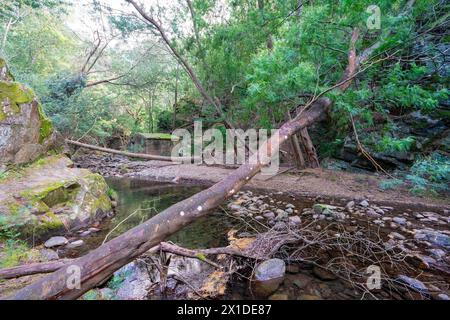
xmin=66 ymin=139 xmax=196 ymax=162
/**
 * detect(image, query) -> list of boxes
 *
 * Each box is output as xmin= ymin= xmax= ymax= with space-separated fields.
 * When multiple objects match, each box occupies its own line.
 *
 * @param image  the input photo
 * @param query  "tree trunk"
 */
xmin=299 ymin=128 xmax=320 ymax=168
xmin=9 ymin=99 xmax=330 ymax=300
xmin=65 ymin=139 xmax=196 ymax=162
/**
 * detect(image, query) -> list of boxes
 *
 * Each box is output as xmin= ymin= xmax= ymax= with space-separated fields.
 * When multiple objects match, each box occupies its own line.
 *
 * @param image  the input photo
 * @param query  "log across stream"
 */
xmin=42 ymin=177 xmax=448 ymax=300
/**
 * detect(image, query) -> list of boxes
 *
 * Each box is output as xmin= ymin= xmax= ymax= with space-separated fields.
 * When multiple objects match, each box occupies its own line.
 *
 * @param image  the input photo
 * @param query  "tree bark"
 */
xmin=9 ymin=99 xmax=330 ymax=300
xmin=0 ymin=260 xmax=73 ymax=280
xmin=299 ymin=128 xmax=320 ymax=168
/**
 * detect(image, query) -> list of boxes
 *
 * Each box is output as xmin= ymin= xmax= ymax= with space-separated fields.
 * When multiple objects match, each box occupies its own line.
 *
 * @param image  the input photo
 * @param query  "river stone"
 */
xmin=288 ymin=216 xmax=301 ymax=225
xmin=313 ymin=204 xmax=335 ymax=215
xmin=268 ymin=293 xmax=289 ymax=300
xmin=396 ymin=275 xmax=428 ymax=293
xmin=414 ymin=230 xmax=450 ymax=249
xmin=359 ymin=200 xmax=369 ymax=207
xmin=114 ymin=260 xmax=153 ymax=300
xmin=263 ymin=211 xmax=275 ymax=219
xmin=252 ymin=259 xmax=286 ymax=298
xmin=44 ymin=236 xmax=68 ymax=248
xmin=39 ymin=248 xmax=59 ymax=261
xmin=66 ymin=240 xmax=84 ymax=249
xmin=393 ymin=217 xmax=407 ymax=225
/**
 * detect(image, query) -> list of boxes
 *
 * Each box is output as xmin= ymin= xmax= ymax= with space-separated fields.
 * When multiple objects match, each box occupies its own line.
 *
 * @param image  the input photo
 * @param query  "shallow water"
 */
xmin=63 ymin=177 xmax=244 ymax=257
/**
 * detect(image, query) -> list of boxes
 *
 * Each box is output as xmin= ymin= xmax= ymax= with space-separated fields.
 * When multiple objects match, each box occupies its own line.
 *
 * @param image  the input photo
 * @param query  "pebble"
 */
xmin=288 ymin=216 xmax=301 ymax=225
xmin=359 ymin=200 xmax=369 ymax=207
xmin=390 ymin=232 xmax=406 ymax=240
xmin=66 ymin=240 xmax=85 ymax=249
xmin=393 ymin=217 xmax=407 ymax=225
xmin=263 ymin=211 xmax=275 ymax=219
xmin=44 ymin=236 xmax=68 ymax=248
xmin=396 ymin=275 xmax=428 ymax=293
xmin=437 ymin=293 xmax=450 ymax=300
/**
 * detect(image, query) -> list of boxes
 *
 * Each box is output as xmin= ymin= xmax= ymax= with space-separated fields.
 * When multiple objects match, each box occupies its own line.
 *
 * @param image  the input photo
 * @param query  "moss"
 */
xmin=137 ymin=132 xmax=180 ymax=141
xmin=0 ymin=240 xmax=30 ymax=268
xmin=37 ymin=102 xmax=53 ymax=143
xmin=0 ymin=81 xmax=34 ymax=108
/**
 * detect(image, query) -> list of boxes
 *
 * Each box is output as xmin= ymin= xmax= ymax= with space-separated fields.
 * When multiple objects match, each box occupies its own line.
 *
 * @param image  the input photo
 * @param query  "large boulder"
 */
xmin=0 ymin=155 xmax=112 ymax=240
xmin=0 ymin=58 xmax=55 ymax=164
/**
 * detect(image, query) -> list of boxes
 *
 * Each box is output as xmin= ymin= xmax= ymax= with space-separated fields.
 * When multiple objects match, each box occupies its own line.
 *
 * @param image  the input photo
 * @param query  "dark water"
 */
xmin=64 ymin=178 xmax=244 ymax=257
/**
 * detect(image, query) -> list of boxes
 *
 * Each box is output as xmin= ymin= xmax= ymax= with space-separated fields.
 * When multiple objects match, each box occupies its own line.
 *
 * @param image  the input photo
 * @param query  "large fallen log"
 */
xmin=66 ymin=139 xmax=196 ymax=162
xmin=8 ymin=99 xmax=330 ymax=300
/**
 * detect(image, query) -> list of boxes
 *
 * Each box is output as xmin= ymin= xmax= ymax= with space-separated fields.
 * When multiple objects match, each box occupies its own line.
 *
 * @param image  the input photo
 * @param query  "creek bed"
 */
xmin=58 ymin=177 xmax=449 ymax=300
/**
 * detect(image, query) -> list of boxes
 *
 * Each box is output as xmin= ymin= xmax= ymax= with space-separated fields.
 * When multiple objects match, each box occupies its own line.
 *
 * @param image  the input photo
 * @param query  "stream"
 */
xmin=56 ymin=177 xmax=448 ymax=300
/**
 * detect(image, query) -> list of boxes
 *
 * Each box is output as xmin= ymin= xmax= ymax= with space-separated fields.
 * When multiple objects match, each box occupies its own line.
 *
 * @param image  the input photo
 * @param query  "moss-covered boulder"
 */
xmin=0 ymin=155 xmax=112 ymax=240
xmin=0 ymin=57 xmax=55 ymax=164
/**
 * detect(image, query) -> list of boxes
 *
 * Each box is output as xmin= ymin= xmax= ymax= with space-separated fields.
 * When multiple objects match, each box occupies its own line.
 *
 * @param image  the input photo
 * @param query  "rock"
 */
xmin=79 ymin=230 xmax=91 ymax=237
xmin=286 ymin=264 xmax=300 ymax=274
xmin=345 ymin=201 xmax=355 ymax=211
xmin=39 ymin=249 xmax=59 ymax=261
xmin=313 ymin=204 xmax=335 ymax=215
xmin=254 ymin=215 xmax=264 ymax=221
xmin=312 ymin=266 xmax=337 ymax=281
xmin=396 ymin=275 xmax=428 ymax=293
xmin=114 ymin=260 xmax=154 ymax=300
xmin=414 ymin=230 xmax=450 ymax=249
xmin=292 ymin=274 xmax=313 ymax=289
xmin=406 ymin=254 xmax=436 ymax=269
xmin=0 ymin=155 xmax=112 ymax=240
xmin=0 ymin=58 xmax=56 ymax=165
xmin=393 ymin=217 xmax=407 ymax=225
xmin=359 ymin=200 xmax=369 ymax=207
xmin=437 ymin=293 xmax=450 ymax=300
xmin=268 ymin=293 xmax=289 ymax=300
xmin=366 ymin=208 xmax=381 ymax=218
xmin=228 ymin=204 xmax=242 ymax=211
xmin=263 ymin=211 xmax=275 ymax=219
xmin=273 ymin=221 xmax=287 ymax=231
xmin=427 ymin=248 xmax=446 ymax=260
xmin=389 ymin=232 xmax=406 ymax=240
xmin=66 ymin=240 xmax=84 ymax=249
xmin=299 ymin=294 xmax=321 ymax=300
xmin=288 ymin=216 xmax=301 ymax=225
xmin=44 ymin=236 xmax=68 ymax=248
xmin=252 ymin=259 xmax=286 ymax=298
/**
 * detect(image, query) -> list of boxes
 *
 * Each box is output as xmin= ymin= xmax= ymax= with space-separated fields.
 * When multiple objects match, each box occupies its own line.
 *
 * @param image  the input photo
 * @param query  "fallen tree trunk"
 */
xmin=8 ymin=99 xmax=330 ymax=300
xmin=0 ymin=242 xmax=249 ymax=280
xmin=0 ymin=259 xmax=74 ymax=280
xmin=66 ymin=139 xmax=196 ymax=162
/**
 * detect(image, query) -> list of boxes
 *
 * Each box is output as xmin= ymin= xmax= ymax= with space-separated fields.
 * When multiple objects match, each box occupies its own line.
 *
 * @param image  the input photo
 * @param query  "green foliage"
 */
xmin=406 ymin=153 xmax=449 ymax=195
xmin=375 ymin=136 xmax=415 ymax=153
xmin=0 ymin=216 xmax=30 ymax=268
xmin=378 ymin=179 xmax=404 ymax=190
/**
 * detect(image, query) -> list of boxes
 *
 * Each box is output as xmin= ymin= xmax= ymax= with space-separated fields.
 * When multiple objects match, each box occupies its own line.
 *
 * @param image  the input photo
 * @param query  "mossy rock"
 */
xmin=0 ymin=59 xmax=54 ymax=164
xmin=0 ymin=155 xmax=112 ymax=240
